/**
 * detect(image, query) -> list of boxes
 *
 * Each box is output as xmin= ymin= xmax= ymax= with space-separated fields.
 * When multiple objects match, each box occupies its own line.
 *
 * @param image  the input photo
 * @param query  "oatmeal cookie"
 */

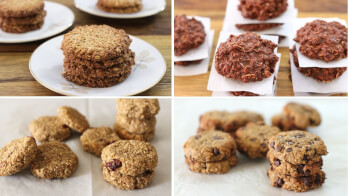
xmin=116 ymin=98 xmax=160 ymax=119
xmin=0 ymin=0 xmax=44 ymax=17
xmin=0 ymin=21 xmax=43 ymax=33
xmin=116 ymin=115 xmax=156 ymax=134
xmin=97 ymin=1 xmax=142 ymax=14
xmin=29 ymin=116 xmax=71 ymax=142
xmin=57 ymin=106 xmax=90 ymax=133
xmin=113 ymin=123 xmax=154 ymax=142
xmin=185 ymin=155 xmax=238 ymax=174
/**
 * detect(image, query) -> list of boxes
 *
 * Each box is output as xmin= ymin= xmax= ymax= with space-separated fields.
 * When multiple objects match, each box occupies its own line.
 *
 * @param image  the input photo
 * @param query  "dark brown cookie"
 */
xmin=235 ymin=23 xmax=283 ymax=31
xmin=215 ymin=33 xmax=278 ymax=82
xmin=229 ymin=91 xmax=260 ymax=96
xmin=294 ymin=19 xmax=347 ymax=62
xmin=174 ymin=59 xmax=203 ymax=66
xmin=174 ymin=15 xmax=206 ymax=56
xmin=238 ymin=0 xmax=288 ymax=21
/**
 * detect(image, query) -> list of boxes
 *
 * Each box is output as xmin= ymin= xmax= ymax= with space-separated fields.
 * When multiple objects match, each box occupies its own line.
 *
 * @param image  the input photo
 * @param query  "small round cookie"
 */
xmin=0 ymin=21 xmax=44 ymax=33
xmin=97 ymin=2 xmax=142 ymax=14
xmin=29 ymin=116 xmax=71 ymax=142
xmin=0 ymin=137 xmax=38 ymax=176
xmin=101 ymin=140 xmax=158 ymax=176
xmin=116 ymin=98 xmax=160 ymax=119
xmin=272 ymin=114 xmax=303 ymax=131
xmin=116 ymin=115 xmax=156 ymax=134
xmin=62 ymin=72 xmax=131 ymax=88
xmin=114 ymin=123 xmax=154 ymax=142
xmin=30 ymin=141 xmax=78 ymax=179
xmin=235 ymin=23 xmax=283 ymax=31
xmin=80 ymin=126 xmax=121 ymax=157
xmin=185 ymin=155 xmax=238 ymax=174
xmin=184 ymin=131 xmax=237 ymax=162
xmin=268 ymin=168 xmax=325 ymax=192
xmin=235 ymin=122 xmax=281 ymax=158
xmin=283 ymin=102 xmax=321 ymax=129
xmin=0 ymin=10 xmax=46 ymax=25
xmin=268 ymin=131 xmax=327 ymax=165
xmin=0 ymin=0 xmax=44 ymax=17
xmin=102 ymin=167 xmax=154 ymax=190
xmin=199 ymin=110 xmax=264 ymax=133
xmin=238 ymin=0 xmax=288 ymax=21
xmin=57 ymin=106 xmax=90 ymax=133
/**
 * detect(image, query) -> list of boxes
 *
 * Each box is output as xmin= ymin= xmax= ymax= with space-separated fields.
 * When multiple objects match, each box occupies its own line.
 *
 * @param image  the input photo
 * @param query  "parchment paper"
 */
xmin=174 ymin=99 xmax=348 ymax=196
xmin=174 ymin=30 xmax=215 ymax=76
xmin=0 ymin=98 xmax=171 ymax=196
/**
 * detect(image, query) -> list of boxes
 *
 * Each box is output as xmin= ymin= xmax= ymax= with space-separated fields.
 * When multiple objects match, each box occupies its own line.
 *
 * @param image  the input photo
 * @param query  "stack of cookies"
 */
xmin=61 ymin=25 xmax=135 ymax=88
xmin=0 ymin=0 xmax=46 ymax=33
xmin=198 ymin=110 xmax=264 ymax=137
xmin=267 ymin=131 xmax=327 ymax=192
xmin=272 ymin=102 xmax=321 ymax=131
xmin=101 ymin=140 xmax=158 ymax=190
xmin=97 ymin=0 xmax=143 ymax=14
xmin=114 ymin=98 xmax=160 ymax=142
xmin=184 ymin=131 xmax=238 ymax=174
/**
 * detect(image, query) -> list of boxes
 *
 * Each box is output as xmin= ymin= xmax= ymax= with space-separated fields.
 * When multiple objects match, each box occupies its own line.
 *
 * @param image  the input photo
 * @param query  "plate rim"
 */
xmin=74 ymin=0 xmax=166 ymax=19
xmin=0 ymin=1 xmax=75 ymax=44
xmin=29 ymin=35 xmax=167 ymax=96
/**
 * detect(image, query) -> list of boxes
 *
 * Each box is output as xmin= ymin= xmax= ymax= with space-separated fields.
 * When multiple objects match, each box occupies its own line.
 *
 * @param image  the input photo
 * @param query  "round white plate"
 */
xmin=0 ymin=1 xmax=74 ymax=43
xmin=29 ymin=35 xmax=166 ymax=96
xmin=74 ymin=0 xmax=166 ymax=19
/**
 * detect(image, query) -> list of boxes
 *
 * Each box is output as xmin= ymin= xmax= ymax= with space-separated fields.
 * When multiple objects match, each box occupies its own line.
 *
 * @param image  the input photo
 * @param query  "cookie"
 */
xmin=63 ymin=72 xmax=131 ymax=88
xmin=0 ymin=0 xmax=44 ymax=17
xmin=235 ymin=23 xmax=283 ymax=31
xmin=57 ymin=106 xmax=90 ymax=133
xmin=235 ymin=122 xmax=281 ymax=158
xmin=174 ymin=15 xmax=206 ymax=56
xmin=238 ymin=0 xmax=288 ymax=21
xmin=215 ymin=33 xmax=278 ymax=82
xmin=229 ymin=91 xmax=259 ymax=96
xmin=283 ymin=102 xmax=321 ymax=129
xmin=29 ymin=116 xmax=71 ymax=142
xmin=290 ymin=45 xmax=346 ymax=82
xmin=102 ymin=167 xmax=154 ymax=190
xmin=268 ymin=168 xmax=325 ymax=192
xmin=294 ymin=20 xmax=347 ymax=62
xmin=61 ymin=25 xmax=132 ymax=61
xmin=0 ymin=137 xmax=37 ymax=176
xmin=199 ymin=110 xmax=264 ymax=134
xmin=272 ymin=114 xmax=302 ymax=131
xmin=98 ymin=0 xmax=142 ymax=7
xmin=0 ymin=10 xmax=46 ymax=25
xmin=116 ymin=115 xmax=156 ymax=134
xmin=174 ymin=60 xmax=203 ymax=66
xmin=268 ymin=131 xmax=327 ymax=165
xmin=185 ymin=155 xmax=238 ymax=174
xmin=30 ymin=141 xmax=78 ymax=179
xmin=97 ymin=2 xmax=142 ymax=14
xmin=116 ymin=98 xmax=160 ymax=119
xmin=101 ymin=140 xmax=158 ymax=176
xmin=0 ymin=21 xmax=43 ymax=33
xmin=184 ymin=131 xmax=237 ymax=162
xmin=268 ymin=151 xmax=323 ymax=177
xmin=80 ymin=126 xmax=121 ymax=157
xmin=113 ymin=123 xmax=154 ymax=142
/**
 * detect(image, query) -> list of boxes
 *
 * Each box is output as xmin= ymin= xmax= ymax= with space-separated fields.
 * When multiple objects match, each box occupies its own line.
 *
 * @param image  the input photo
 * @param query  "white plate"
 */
xmin=74 ymin=0 xmax=166 ymax=19
xmin=29 ymin=35 xmax=167 ymax=96
xmin=0 ymin=1 xmax=74 ymax=43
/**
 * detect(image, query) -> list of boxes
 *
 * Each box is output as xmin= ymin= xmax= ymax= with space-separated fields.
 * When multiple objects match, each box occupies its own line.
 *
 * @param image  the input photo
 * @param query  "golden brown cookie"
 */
xmin=0 ymin=0 xmax=44 ymax=17
xmin=113 ymin=123 xmax=154 ymax=142
xmin=97 ymin=2 xmax=142 ymax=14
xmin=116 ymin=115 xmax=156 ymax=134
xmin=0 ymin=21 xmax=43 ymax=33
xmin=185 ymin=155 xmax=238 ymax=174
xmin=30 ymin=141 xmax=78 ymax=179
xmin=0 ymin=10 xmax=46 ymax=25
xmin=0 ymin=137 xmax=38 ymax=176
xmin=80 ymin=126 xmax=121 ymax=157
xmin=29 ymin=116 xmax=71 ymax=142
xmin=57 ymin=106 xmax=90 ymax=133
xmin=116 ymin=98 xmax=160 ymax=119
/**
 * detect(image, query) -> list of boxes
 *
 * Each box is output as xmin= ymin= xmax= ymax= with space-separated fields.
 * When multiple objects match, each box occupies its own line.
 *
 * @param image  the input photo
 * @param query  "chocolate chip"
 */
xmin=213 ymin=148 xmax=220 ymax=156
xmin=275 ymin=159 xmax=281 ymax=167
xmin=286 ymin=148 xmax=292 ymax=152
xmin=270 ymin=141 xmax=275 ymax=149
xmin=296 ymin=133 xmax=304 ymax=138
xmin=144 ymin=170 xmax=152 ymax=175
xmin=215 ymin=125 xmax=223 ymax=131
xmin=195 ymin=135 xmax=201 ymax=140
xmin=105 ymin=159 xmax=122 ymax=171
xmin=275 ymin=145 xmax=282 ymax=152
xmin=276 ymin=178 xmax=284 ymax=187
xmin=314 ymin=138 xmax=320 ymax=141
xmin=232 ymin=121 xmax=238 ymax=126
xmin=306 ymin=147 xmax=312 ymax=152
xmin=260 ymin=143 xmax=266 ymax=148
xmin=315 ymin=174 xmax=322 ymax=184
xmin=270 ymin=166 xmax=274 ymax=171
xmin=297 ymin=165 xmax=305 ymax=174
xmin=303 ymin=155 xmax=309 ymax=161
xmin=304 ymin=178 xmax=313 ymax=187
xmin=305 ymin=169 xmax=311 ymax=176
xmin=250 ymin=138 xmax=256 ymax=142
xmin=213 ymin=136 xmax=223 ymax=140
xmin=309 ymin=119 xmax=315 ymax=125
xmin=62 ymin=124 xmax=69 ymax=129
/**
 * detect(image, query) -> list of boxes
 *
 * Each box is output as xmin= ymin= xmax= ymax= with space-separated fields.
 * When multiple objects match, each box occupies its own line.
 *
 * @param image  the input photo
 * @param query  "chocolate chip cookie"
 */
xmin=235 ymin=122 xmax=281 ymax=158
xmin=185 ymin=155 xmax=238 ymax=174
xmin=29 ymin=116 xmax=71 ymax=142
xmin=57 ymin=106 xmax=90 ymax=133
xmin=0 ymin=137 xmax=38 ymax=176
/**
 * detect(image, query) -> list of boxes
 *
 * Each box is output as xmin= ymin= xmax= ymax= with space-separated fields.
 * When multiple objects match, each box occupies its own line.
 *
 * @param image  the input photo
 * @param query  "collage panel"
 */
xmin=174 ymin=98 xmax=348 ymax=195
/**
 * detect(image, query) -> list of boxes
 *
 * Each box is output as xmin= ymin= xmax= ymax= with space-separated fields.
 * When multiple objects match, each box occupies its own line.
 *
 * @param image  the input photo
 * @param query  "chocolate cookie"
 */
xmin=174 ymin=60 xmax=203 ymax=66
xmin=57 ymin=106 xmax=90 ymax=133
xmin=80 ymin=126 xmax=121 ymax=157
xmin=235 ymin=122 xmax=281 ymax=158
xmin=294 ymin=20 xmax=347 ymax=62
xmin=116 ymin=115 xmax=156 ymax=134
xmin=185 ymin=155 xmax=238 ymax=174
xmin=235 ymin=23 xmax=283 ymax=31
xmin=215 ymin=33 xmax=278 ymax=82
xmin=238 ymin=0 xmax=288 ymax=21
xmin=268 ymin=131 xmax=327 ymax=165
xmin=229 ymin=91 xmax=260 ymax=96
xmin=0 ymin=137 xmax=38 ymax=176
xmin=30 ymin=141 xmax=78 ymax=179
xmin=116 ymin=98 xmax=160 ymax=119
xmin=174 ymin=15 xmax=206 ymax=56
xmin=29 ymin=116 xmax=71 ymax=142
xmin=184 ymin=131 xmax=237 ymax=162
xmin=290 ymin=45 xmax=346 ymax=82
xmin=113 ymin=123 xmax=154 ymax=142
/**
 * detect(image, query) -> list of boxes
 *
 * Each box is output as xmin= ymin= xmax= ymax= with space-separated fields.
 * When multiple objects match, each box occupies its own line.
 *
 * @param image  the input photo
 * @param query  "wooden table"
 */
xmin=174 ymin=0 xmax=347 ymax=96
xmin=0 ymin=0 xmax=171 ymax=96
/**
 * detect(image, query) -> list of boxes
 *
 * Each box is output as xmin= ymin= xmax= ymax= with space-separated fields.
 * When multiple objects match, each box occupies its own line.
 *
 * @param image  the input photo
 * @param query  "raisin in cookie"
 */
xmin=29 ymin=116 xmax=71 ymax=142
xmin=0 ymin=137 xmax=38 ymax=176
xmin=57 ymin=106 xmax=90 ymax=133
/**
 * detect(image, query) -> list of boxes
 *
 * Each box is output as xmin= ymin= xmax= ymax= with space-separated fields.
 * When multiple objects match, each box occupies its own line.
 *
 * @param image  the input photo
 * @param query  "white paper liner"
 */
xmin=174 ymin=16 xmax=211 ymax=61
xmin=207 ymin=31 xmax=279 ymax=95
xmin=174 ymin=99 xmax=348 ymax=196
xmin=290 ymin=17 xmax=348 ymax=68
xmin=174 ymin=30 xmax=215 ymax=76
xmin=290 ymin=53 xmax=348 ymax=94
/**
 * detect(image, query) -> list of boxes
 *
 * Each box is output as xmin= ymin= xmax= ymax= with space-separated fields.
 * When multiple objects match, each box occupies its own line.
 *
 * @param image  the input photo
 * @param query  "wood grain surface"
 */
xmin=0 ymin=0 xmax=171 ymax=96
xmin=174 ymin=0 xmax=348 ymax=97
